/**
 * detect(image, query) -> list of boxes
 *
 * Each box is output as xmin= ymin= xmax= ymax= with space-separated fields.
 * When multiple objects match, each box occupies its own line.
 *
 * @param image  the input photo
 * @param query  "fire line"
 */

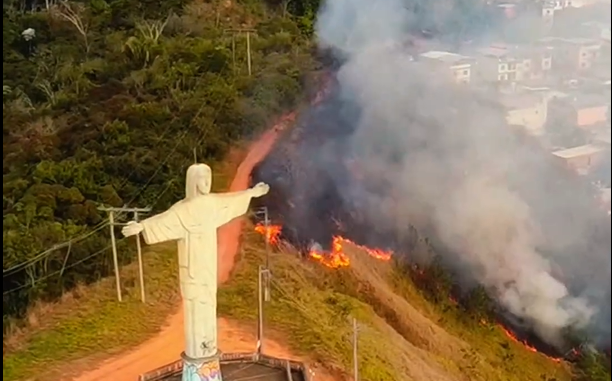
xmin=254 ymin=223 xmax=392 ymax=268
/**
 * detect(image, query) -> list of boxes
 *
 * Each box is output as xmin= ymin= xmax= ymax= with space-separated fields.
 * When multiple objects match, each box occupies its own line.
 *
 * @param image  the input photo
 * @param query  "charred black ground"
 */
xmin=251 ymin=74 xmax=611 ymax=356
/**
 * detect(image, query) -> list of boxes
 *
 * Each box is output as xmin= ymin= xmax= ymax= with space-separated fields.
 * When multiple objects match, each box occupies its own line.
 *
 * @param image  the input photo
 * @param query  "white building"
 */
xmin=419 ymin=51 xmax=473 ymax=84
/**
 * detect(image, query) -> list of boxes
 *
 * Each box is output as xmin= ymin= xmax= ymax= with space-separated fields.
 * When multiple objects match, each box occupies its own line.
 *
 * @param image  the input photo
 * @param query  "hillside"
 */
xmin=3 ymin=0 xmax=318 ymax=325
xmin=3 ymin=1 xmax=611 ymax=381
xmin=220 ymin=228 xmax=576 ymax=381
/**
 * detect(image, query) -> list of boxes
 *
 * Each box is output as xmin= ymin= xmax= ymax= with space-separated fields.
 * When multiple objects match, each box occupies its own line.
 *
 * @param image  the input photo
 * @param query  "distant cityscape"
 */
xmin=410 ymin=0 xmax=611 ymax=214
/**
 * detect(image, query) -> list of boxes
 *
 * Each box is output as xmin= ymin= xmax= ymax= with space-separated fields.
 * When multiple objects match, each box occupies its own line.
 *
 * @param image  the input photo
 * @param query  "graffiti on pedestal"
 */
xmin=184 ymin=360 xmax=222 ymax=381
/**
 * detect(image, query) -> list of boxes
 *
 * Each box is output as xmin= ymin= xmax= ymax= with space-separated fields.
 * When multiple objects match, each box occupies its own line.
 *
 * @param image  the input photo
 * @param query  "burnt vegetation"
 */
xmin=251 ymin=76 xmax=611 ymax=380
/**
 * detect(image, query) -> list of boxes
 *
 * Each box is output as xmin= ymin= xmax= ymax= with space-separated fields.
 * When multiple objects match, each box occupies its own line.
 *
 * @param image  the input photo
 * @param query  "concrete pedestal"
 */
xmin=181 ymin=351 xmax=223 ymax=381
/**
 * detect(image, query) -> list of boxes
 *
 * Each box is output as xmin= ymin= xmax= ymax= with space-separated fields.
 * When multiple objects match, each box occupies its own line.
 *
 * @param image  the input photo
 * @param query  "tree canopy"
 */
xmin=3 ymin=0 xmax=319 ymax=324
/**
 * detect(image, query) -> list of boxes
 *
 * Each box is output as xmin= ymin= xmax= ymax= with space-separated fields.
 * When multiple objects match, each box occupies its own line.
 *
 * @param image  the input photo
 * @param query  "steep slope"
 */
xmin=218 ymin=229 xmax=572 ymax=381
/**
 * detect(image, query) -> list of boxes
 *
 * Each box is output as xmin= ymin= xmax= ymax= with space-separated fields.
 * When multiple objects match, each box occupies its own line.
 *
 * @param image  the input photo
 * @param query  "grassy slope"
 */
xmin=218 ymin=228 xmax=573 ymax=381
xmin=3 ymin=153 xmax=571 ymax=381
xmin=3 ymin=221 xmax=572 ymax=381
xmin=2 ymin=157 xmax=242 ymax=381
xmin=3 ymin=242 xmax=179 ymax=381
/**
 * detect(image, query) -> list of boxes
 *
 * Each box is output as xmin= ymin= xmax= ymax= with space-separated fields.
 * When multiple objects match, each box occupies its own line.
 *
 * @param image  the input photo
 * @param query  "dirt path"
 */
xmin=72 ymin=118 xmax=335 ymax=381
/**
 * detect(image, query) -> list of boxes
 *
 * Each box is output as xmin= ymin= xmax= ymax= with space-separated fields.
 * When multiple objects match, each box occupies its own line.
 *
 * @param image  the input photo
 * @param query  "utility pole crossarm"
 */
xmin=98 ymin=206 xmax=153 ymax=213
xmin=223 ymin=28 xmax=256 ymax=33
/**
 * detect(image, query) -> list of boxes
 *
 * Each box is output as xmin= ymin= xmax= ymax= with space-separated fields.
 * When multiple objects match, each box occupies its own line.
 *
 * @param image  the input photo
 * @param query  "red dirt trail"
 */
xmin=72 ymin=120 xmax=336 ymax=381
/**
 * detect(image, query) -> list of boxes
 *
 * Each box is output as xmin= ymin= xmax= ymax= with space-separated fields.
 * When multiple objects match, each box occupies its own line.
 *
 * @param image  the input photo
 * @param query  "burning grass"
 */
xmin=218 ymin=225 xmax=572 ymax=381
xmin=254 ymin=223 xmax=392 ymax=268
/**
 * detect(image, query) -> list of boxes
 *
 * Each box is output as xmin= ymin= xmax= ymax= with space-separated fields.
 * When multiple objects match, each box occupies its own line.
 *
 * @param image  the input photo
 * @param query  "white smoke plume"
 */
xmin=313 ymin=0 xmax=609 ymax=346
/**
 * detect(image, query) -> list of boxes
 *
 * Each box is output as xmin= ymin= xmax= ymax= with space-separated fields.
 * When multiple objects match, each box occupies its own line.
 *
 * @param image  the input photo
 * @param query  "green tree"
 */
xmin=3 ymin=0 xmax=317 ymax=328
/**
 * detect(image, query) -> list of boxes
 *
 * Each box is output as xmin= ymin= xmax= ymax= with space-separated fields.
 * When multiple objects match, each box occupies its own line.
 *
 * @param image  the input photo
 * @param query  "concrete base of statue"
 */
xmin=181 ymin=351 xmax=223 ymax=381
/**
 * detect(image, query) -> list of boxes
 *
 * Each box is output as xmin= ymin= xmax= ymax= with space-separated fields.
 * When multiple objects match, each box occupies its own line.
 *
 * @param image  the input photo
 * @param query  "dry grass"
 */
xmin=2 ymin=145 xmax=572 ymax=381
xmin=218 ymin=229 xmax=573 ymax=381
xmin=2 ymin=242 xmax=180 ymax=381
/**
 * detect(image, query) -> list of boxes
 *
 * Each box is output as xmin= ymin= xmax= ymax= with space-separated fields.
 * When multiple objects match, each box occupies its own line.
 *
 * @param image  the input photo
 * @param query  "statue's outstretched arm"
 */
xmin=209 ymin=183 xmax=269 ymax=227
xmin=140 ymin=209 xmax=185 ymax=245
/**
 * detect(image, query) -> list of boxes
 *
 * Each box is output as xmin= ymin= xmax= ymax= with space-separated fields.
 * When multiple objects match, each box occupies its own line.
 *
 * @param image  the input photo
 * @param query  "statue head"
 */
xmin=185 ymin=163 xmax=212 ymax=199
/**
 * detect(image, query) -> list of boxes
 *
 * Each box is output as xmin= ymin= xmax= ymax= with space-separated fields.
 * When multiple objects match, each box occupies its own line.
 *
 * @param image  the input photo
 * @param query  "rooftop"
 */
xmin=500 ymin=93 xmax=543 ymax=109
xmin=557 ymin=93 xmax=609 ymax=108
xmin=420 ymin=50 xmax=471 ymax=64
xmin=552 ymin=144 xmax=604 ymax=159
xmin=139 ymin=353 xmax=309 ymax=381
xmin=539 ymin=36 xmax=601 ymax=46
xmin=476 ymin=43 xmax=551 ymax=59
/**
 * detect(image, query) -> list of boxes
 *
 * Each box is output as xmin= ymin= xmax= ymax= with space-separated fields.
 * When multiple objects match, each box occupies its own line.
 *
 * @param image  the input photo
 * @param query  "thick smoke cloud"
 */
xmin=309 ymin=0 xmax=611 ymax=347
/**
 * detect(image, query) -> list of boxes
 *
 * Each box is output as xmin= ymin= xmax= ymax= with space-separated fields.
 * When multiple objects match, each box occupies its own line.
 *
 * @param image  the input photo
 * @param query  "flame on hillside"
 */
xmin=254 ymin=223 xmax=282 ymax=245
xmin=254 ymin=222 xmax=568 ymax=362
xmin=254 ymin=223 xmax=392 ymax=268
xmin=499 ymin=325 xmax=563 ymax=363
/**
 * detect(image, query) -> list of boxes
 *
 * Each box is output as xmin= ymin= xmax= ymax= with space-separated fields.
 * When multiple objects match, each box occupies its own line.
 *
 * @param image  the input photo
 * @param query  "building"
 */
xmin=581 ymin=21 xmax=611 ymax=43
xmin=496 ymin=3 xmax=519 ymax=19
xmin=546 ymin=0 xmax=574 ymax=10
xmin=419 ymin=50 xmax=473 ymax=84
xmin=501 ymin=93 xmax=549 ymax=135
xmin=475 ymin=44 xmax=554 ymax=83
xmin=540 ymin=37 xmax=602 ymax=72
xmin=549 ymin=94 xmax=609 ymax=129
xmin=552 ymin=144 xmax=604 ymax=173
xmin=541 ymin=1 xmax=556 ymax=30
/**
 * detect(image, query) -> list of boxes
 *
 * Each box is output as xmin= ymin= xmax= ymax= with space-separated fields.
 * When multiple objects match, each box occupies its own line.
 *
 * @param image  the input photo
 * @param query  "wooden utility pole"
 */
xmin=98 ymin=206 xmax=151 ymax=302
xmin=254 ymin=207 xmax=271 ymax=301
xmin=353 ymin=318 xmax=359 ymax=381
xmin=246 ymin=30 xmax=252 ymax=76
xmin=133 ymin=210 xmax=147 ymax=303
xmin=262 ymin=207 xmax=270 ymax=302
xmin=224 ymin=28 xmax=256 ymax=76
xmin=231 ymin=33 xmax=236 ymax=71
xmin=256 ymin=265 xmax=271 ymax=355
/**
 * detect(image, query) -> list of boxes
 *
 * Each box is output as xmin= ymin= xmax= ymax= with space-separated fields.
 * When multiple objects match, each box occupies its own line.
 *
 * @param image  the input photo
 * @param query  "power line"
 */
xmin=123 ymin=99 xmax=212 ymax=207
xmin=2 ymin=221 xmax=110 ymax=277
xmin=2 ymin=106 xmax=205 ymax=280
xmin=4 ymin=60 xmax=233 ymax=293
xmin=114 ymin=56 xmax=224 ymax=196
xmin=3 ymin=47 xmax=232 ymax=277
xmin=2 ymin=240 xmax=122 ymax=296
xmin=131 ymin=66 xmax=233 ymax=208
xmin=2 ymin=103 xmax=199 ymax=278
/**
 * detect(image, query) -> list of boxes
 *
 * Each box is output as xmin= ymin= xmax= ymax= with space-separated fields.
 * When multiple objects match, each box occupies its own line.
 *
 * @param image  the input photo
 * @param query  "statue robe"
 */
xmin=139 ymin=190 xmax=254 ymax=359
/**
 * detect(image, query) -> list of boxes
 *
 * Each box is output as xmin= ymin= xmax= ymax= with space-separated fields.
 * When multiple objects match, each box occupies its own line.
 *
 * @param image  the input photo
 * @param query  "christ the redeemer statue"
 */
xmin=121 ymin=163 xmax=269 ymax=381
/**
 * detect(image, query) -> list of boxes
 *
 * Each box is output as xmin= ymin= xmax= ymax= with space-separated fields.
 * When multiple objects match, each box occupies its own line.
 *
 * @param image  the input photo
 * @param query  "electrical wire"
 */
xmin=2 ymin=221 xmax=110 ymax=277
xmin=2 ymin=240 xmax=124 ymax=296
xmin=4 ymin=59 xmax=232 ymax=289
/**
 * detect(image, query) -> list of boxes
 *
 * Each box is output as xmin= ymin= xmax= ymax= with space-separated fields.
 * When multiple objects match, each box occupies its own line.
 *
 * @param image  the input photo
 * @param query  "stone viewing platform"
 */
xmin=138 ymin=352 xmax=310 ymax=381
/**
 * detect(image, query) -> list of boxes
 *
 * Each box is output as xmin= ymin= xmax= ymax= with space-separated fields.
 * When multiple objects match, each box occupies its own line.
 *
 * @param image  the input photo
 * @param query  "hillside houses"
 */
xmin=418 ymin=51 xmax=473 ymax=84
xmin=474 ymin=44 xmax=554 ymax=83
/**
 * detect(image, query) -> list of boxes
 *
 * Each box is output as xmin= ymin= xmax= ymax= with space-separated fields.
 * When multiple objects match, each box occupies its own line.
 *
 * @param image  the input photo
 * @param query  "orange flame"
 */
xmin=254 ymin=224 xmax=282 ymax=245
xmin=309 ymin=236 xmax=351 ymax=268
xmin=499 ymin=325 xmax=562 ymax=363
xmin=253 ymin=223 xmax=393 ymax=268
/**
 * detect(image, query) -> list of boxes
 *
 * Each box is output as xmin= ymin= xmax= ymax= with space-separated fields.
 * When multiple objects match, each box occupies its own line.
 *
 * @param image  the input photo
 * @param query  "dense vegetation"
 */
xmin=2 ymin=0 xmax=321 ymax=325
xmin=0 ymin=0 xmax=518 ymax=334
xmin=3 ymin=1 xmax=609 ymax=380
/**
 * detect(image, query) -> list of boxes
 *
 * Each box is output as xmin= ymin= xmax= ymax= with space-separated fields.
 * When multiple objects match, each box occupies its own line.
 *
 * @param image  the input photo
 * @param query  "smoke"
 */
xmin=306 ymin=0 xmax=611 ymax=347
